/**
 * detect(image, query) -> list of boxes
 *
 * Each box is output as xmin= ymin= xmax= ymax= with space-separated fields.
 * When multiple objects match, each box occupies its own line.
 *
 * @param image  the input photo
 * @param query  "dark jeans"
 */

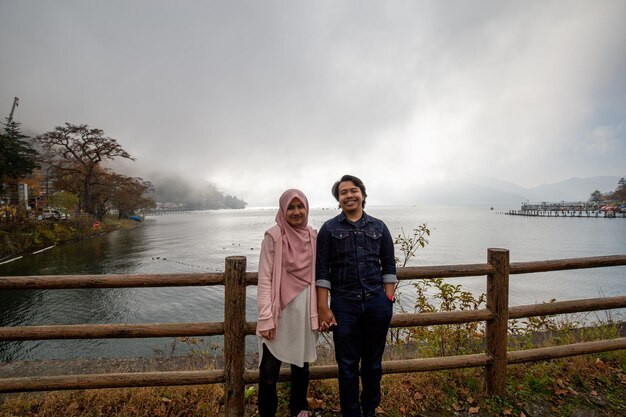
xmin=258 ymin=344 xmax=310 ymax=417
xmin=331 ymin=288 xmax=393 ymax=417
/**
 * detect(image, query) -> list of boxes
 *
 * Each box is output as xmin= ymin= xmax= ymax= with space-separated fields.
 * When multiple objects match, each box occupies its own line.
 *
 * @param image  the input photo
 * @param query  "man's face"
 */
xmin=338 ymin=180 xmax=363 ymax=214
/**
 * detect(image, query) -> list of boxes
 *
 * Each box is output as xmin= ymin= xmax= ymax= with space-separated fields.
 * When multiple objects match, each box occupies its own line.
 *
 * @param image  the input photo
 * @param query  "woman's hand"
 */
xmin=259 ymin=329 xmax=275 ymax=340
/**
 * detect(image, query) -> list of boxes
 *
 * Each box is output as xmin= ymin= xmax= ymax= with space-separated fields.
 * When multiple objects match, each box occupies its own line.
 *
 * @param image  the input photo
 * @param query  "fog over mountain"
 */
xmin=520 ymin=177 xmax=621 ymax=202
xmin=402 ymin=176 xmax=623 ymax=207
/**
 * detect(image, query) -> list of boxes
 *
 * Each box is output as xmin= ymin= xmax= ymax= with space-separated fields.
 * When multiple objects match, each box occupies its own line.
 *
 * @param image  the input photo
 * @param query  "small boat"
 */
xmin=129 ymin=215 xmax=142 ymax=222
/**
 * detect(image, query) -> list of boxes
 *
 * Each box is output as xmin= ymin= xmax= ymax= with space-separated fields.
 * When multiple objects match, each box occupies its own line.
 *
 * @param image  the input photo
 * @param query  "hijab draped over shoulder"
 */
xmin=275 ymin=189 xmax=313 ymax=310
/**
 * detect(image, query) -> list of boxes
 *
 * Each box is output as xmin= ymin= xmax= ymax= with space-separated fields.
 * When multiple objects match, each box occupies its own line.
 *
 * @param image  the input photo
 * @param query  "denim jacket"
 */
xmin=316 ymin=211 xmax=397 ymax=297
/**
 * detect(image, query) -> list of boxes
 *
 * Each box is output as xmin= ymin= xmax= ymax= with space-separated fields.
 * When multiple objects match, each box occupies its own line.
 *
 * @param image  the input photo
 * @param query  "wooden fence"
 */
xmin=1 ymin=249 xmax=626 ymax=417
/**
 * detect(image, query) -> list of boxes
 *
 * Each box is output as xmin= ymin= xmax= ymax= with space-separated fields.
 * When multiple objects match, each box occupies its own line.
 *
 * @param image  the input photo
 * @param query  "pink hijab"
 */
xmin=276 ymin=189 xmax=313 ymax=310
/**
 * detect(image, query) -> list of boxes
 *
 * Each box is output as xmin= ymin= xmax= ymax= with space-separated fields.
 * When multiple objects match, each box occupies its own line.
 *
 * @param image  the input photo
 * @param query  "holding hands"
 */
xmin=318 ymin=308 xmax=337 ymax=333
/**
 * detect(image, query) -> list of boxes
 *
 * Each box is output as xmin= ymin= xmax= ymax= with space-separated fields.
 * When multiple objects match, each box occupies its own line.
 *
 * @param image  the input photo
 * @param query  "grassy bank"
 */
xmin=0 ymin=217 xmax=139 ymax=260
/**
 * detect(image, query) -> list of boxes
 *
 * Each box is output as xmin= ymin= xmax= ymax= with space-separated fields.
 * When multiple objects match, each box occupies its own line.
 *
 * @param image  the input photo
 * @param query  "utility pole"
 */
xmin=7 ymin=97 xmax=19 ymax=125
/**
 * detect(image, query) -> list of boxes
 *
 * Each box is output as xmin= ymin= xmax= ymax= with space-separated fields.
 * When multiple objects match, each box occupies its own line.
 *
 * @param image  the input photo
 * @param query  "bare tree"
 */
xmin=94 ymin=169 xmax=155 ymax=219
xmin=36 ymin=123 xmax=134 ymax=217
xmin=611 ymin=178 xmax=626 ymax=203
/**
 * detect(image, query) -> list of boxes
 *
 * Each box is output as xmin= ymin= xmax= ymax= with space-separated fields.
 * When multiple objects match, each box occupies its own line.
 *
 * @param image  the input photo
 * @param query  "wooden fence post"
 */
xmin=223 ymin=256 xmax=247 ymax=417
xmin=485 ymin=248 xmax=509 ymax=395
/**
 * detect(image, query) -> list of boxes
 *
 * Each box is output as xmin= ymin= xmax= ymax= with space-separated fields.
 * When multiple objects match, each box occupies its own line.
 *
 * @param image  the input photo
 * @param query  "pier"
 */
xmin=146 ymin=210 xmax=213 ymax=216
xmin=505 ymin=201 xmax=625 ymax=218
xmin=505 ymin=210 xmax=625 ymax=218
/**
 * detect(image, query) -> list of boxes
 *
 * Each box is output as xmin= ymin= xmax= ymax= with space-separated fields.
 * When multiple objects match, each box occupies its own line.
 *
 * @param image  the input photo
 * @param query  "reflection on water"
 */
xmin=1 ymin=206 xmax=625 ymax=361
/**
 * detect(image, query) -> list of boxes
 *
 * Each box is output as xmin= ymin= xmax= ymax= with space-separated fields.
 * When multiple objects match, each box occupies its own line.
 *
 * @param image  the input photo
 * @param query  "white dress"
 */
xmin=258 ymin=285 xmax=318 ymax=368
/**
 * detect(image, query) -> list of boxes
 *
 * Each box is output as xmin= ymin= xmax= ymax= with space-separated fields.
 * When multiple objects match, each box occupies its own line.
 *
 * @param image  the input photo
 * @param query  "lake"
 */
xmin=1 ymin=205 xmax=625 ymax=361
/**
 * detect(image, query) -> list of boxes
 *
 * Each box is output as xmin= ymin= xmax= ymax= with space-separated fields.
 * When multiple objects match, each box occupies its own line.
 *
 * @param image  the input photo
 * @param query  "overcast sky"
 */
xmin=1 ymin=1 xmax=624 ymax=206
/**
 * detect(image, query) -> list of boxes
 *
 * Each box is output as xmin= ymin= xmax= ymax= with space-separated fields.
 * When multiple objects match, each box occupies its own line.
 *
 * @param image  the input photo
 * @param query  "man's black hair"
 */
xmin=332 ymin=174 xmax=367 ymax=208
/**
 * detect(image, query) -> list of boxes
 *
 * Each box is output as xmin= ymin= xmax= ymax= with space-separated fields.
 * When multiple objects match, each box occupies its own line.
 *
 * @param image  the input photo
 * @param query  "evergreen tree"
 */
xmin=0 ymin=118 xmax=39 ymax=194
xmin=588 ymin=189 xmax=604 ymax=204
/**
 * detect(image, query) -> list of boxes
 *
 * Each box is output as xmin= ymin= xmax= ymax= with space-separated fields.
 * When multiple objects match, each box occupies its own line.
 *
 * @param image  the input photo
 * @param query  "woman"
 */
xmin=256 ymin=189 xmax=318 ymax=417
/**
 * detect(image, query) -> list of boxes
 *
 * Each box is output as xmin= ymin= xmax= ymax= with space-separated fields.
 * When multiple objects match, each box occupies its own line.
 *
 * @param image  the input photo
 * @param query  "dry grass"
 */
xmin=0 ymin=385 xmax=226 ymax=417
xmin=1 ymin=351 xmax=624 ymax=417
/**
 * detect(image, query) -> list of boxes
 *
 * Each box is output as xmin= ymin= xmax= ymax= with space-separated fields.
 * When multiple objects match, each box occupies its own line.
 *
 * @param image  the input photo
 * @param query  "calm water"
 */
xmin=1 ymin=205 xmax=625 ymax=361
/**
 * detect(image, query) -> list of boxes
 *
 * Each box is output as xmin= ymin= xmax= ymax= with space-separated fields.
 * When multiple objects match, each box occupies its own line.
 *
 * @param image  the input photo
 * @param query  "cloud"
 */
xmin=1 ymin=1 xmax=624 ymax=206
xmin=586 ymin=124 xmax=623 ymax=153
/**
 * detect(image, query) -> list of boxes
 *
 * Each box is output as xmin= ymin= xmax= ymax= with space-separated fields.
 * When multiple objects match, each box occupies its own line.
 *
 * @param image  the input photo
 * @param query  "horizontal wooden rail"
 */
xmin=390 ymin=309 xmax=493 ymax=327
xmin=0 ymin=322 xmax=224 ymax=341
xmin=2 ymin=257 xmax=623 ymax=289
xmin=507 ymin=337 xmax=626 ymax=364
xmin=243 ymin=364 xmax=336 ymax=384
xmin=510 ymin=254 xmax=626 ymax=274
xmin=397 ymin=263 xmax=494 ymax=279
xmin=0 ymin=307 xmax=505 ymax=341
xmin=5 ymin=337 xmax=621 ymax=394
xmin=245 ymin=272 xmax=259 ymax=285
xmin=245 ymin=263 xmax=495 ymax=284
xmin=509 ymin=296 xmax=626 ymax=319
xmin=245 ymin=322 xmax=257 ymax=335
xmin=0 ymin=353 xmax=493 ymax=392
xmin=0 ymin=273 xmax=224 ymax=290
xmin=0 ymin=370 xmax=224 ymax=393
xmin=381 ymin=353 xmax=490 ymax=375
xmin=1 ymin=295 xmax=621 ymax=339
xmin=242 ymin=353 xmax=491 ymax=384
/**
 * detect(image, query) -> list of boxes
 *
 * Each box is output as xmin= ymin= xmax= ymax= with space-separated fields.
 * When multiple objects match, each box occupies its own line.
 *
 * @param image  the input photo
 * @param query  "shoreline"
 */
xmin=0 ymin=217 xmax=141 ymax=261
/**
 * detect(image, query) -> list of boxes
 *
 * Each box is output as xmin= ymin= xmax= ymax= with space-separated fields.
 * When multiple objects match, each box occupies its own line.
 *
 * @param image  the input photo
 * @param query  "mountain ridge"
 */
xmin=405 ymin=176 xmax=623 ymax=205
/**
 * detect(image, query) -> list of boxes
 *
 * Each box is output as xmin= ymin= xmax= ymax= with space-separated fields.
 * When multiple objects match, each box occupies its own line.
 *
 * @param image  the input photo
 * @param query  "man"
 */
xmin=316 ymin=174 xmax=396 ymax=417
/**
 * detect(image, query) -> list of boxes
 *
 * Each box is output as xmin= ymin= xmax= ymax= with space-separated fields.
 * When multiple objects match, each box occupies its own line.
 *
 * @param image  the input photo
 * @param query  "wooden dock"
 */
xmin=146 ymin=210 xmax=212 ymax=216
xmin=505 ymin=210 xmax=625 ymax=218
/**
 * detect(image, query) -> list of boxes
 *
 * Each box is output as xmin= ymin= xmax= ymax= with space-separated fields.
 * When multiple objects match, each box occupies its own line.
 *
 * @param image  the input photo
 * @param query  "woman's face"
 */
xmin=285 ymin=197 xmax=306 ymax=227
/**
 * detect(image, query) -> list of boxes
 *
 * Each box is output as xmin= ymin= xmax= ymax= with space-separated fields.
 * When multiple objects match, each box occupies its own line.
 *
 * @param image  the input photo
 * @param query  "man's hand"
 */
xmin=318 ymin=307 xmax=337 ymax=332
xmin=384 ymin=283 xmax=396 ymax=302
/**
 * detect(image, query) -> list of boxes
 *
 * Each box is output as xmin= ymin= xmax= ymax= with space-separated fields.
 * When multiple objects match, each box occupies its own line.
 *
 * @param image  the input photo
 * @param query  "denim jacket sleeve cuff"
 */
xmin=382 ymin=274 xmax=398 ymax=284
xmin=315 ymin=279 xmax=332 ymax=290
